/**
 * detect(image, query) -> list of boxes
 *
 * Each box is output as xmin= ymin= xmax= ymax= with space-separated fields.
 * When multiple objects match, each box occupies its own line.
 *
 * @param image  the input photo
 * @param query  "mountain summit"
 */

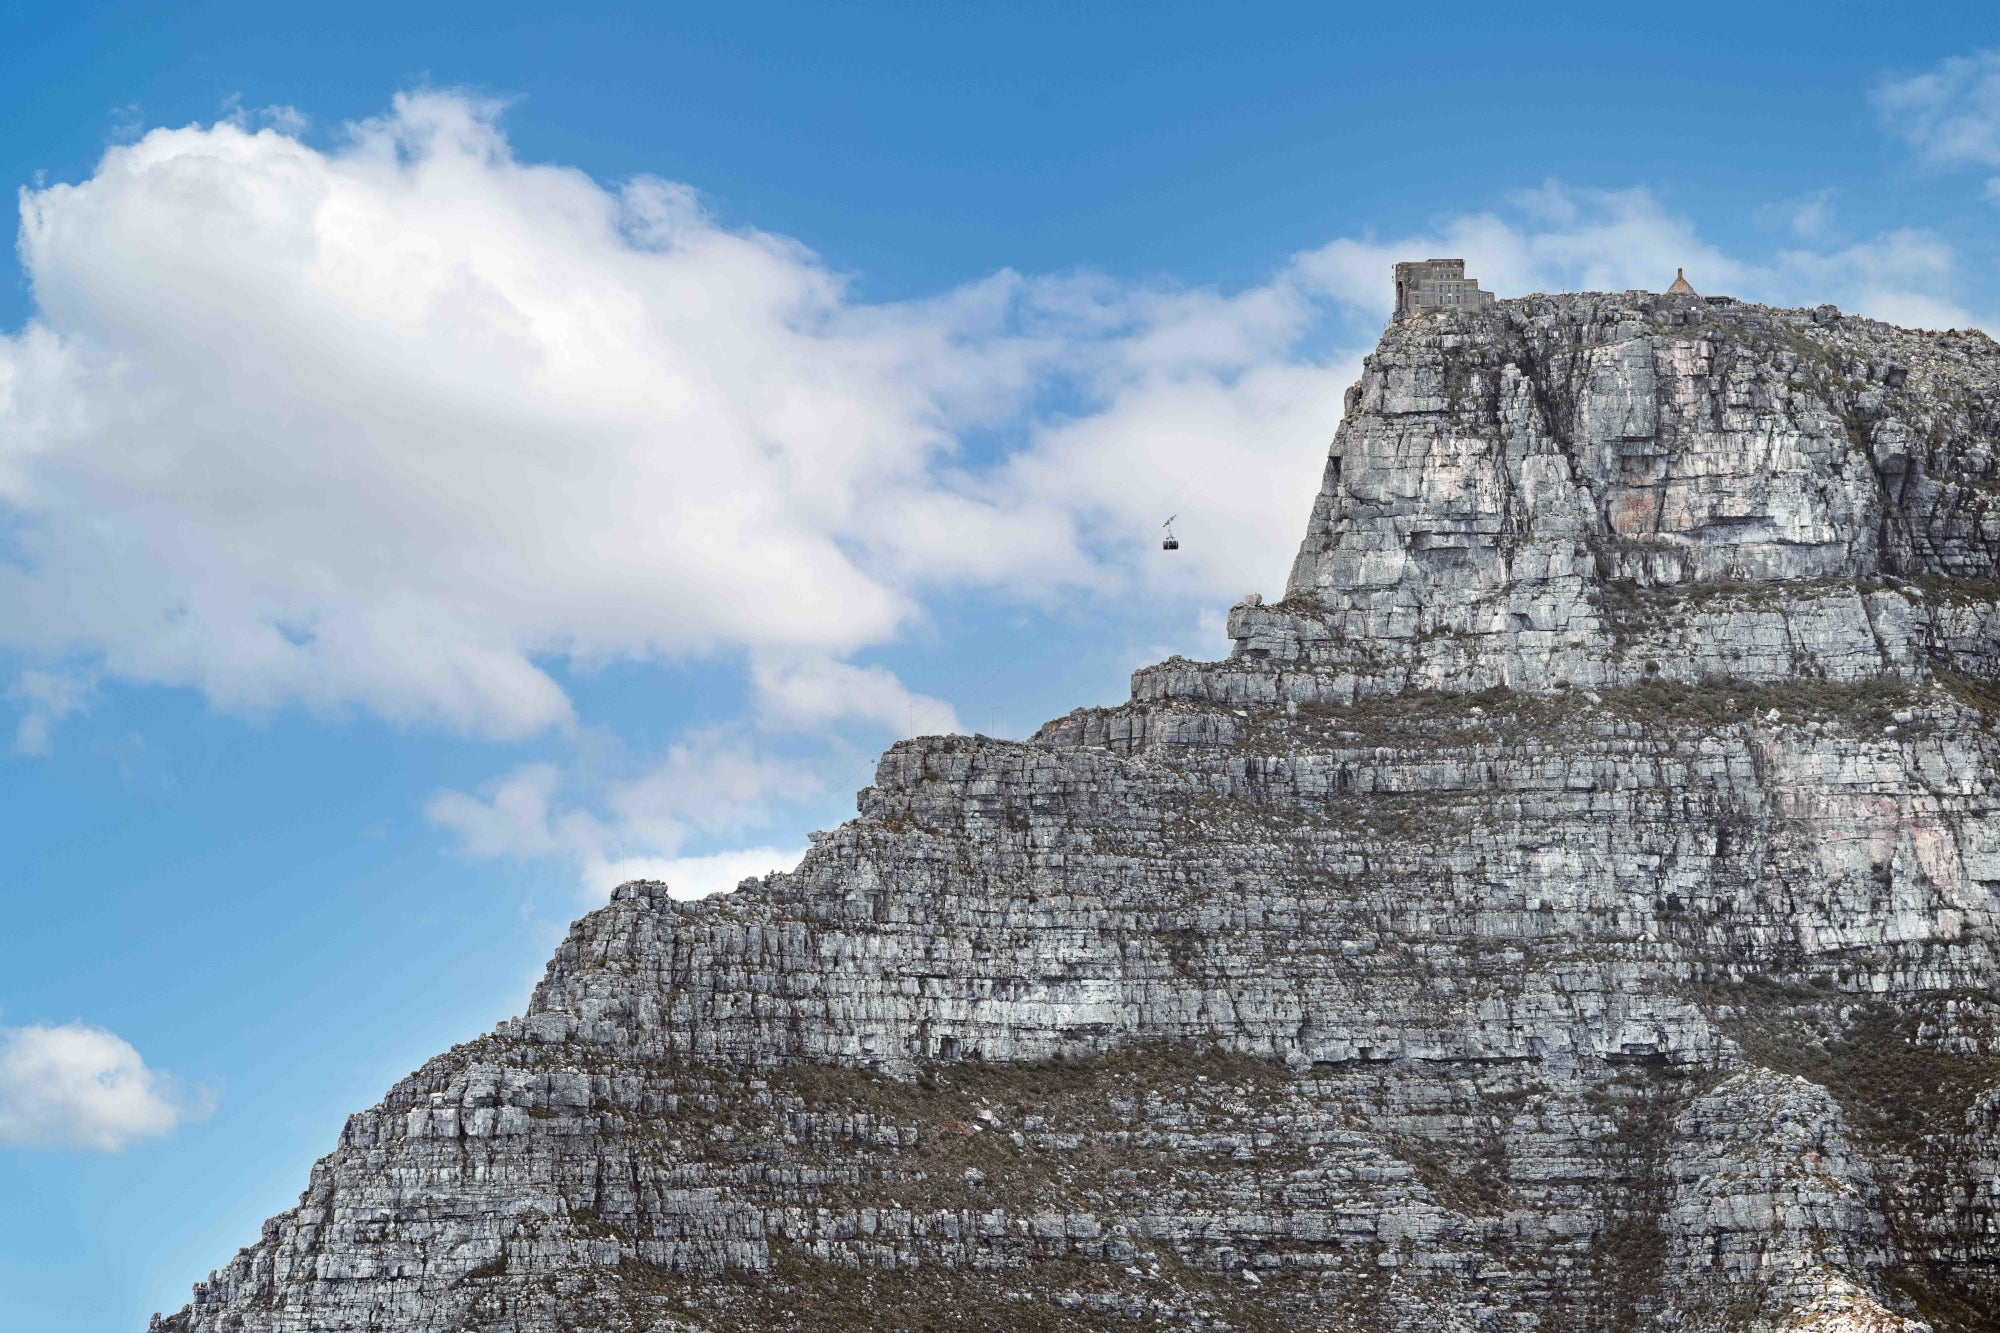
xmin=157 ymin=292 xmax=2000 ymax=1333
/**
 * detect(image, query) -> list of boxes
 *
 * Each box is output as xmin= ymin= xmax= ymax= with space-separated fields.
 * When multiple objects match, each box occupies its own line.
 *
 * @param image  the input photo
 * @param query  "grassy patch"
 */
xmin=1288 ymin=676 xmax=1917 ymax=747
xmin=1938 ymin=669 xmax=2000 ymax=724
xmin=1723 ymin=1002 xmax=1999 ymax=1158
xmin=1391 ymin=1133 xmax=1510 ymax=1216
xmin=1713 ymin=993 xmax=2000 ymax=1333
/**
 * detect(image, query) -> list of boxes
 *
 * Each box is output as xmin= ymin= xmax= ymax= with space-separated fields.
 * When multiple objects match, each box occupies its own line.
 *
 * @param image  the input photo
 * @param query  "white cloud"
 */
xmin=1876 ymin=50 xmax=2000 ymax=174
xmin=604 ymin=727 xmax=820 ymax=845
xmin=8 ymin=668 xmax=94 ymax=754
xmin=586 ymin=845 xmax=806 ymax=901
xmin=751 ymin=655 xmax=960 ymax=736
xmin=1288 ymin=185 xmax=1748 ymax=321
xmin=1773 ymin=229 xmax=1973 ymax=330
xmin=0 ymin=92 xmax=1393 ymax=747
xmin=427 ymin=726 xmax=822 ymax=899
xmin=0 ymin=95 xmax=962 ymax=738
xmin=424 ymin=762 xmax=571 ymax=860
xmin=0 ymin=94 xmax=1343 ymax=742
xmin=0 ymin=1023 xmax=207 ymax=1151
xmin=1756 ymin=188 xmax=1839 ymax=243
xmin=995 ymin=352 xmax=1349 ymax=605
xmin=1303 ymin=182 xmax=1978 ymax=331
xmin=219 ymin=95 xmax=308 ymax=136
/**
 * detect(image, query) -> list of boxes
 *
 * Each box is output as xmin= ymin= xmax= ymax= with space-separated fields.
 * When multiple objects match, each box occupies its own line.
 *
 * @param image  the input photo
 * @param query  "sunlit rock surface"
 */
xmin=156 ymin=293 xmax=2000 ymax=1332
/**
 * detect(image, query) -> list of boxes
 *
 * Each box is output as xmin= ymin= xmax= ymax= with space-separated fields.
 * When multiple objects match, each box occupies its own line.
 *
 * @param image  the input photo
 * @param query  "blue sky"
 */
xmin=4 ymin=3 xmax=2000 ymax=1328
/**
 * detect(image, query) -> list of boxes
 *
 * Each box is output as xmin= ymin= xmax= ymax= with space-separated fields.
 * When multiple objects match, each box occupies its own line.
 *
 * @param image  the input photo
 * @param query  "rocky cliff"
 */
xmin=155 ymin=292 xmax=2000 ymax=1332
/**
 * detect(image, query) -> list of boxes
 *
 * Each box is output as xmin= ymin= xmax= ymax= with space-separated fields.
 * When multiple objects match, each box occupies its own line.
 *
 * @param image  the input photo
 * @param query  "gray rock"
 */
xmin=154 ymin=295 xmax=2000 ymax=1332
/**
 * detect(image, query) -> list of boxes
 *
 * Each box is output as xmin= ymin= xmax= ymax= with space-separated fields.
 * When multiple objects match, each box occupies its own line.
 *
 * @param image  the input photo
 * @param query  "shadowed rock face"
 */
xmin=156 ymin=295 xmax=2000 ymax=1333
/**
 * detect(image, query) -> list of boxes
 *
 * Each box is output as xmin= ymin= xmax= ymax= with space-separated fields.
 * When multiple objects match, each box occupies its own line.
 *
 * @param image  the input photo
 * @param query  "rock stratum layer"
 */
xmin=158 ymin=293 xmax=2000 ymax=1332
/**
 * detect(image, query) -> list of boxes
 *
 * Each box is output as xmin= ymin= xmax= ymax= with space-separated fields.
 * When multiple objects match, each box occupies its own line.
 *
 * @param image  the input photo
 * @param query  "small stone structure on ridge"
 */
xmin=1665 ymin=267 xmax=1698 ymax=296
xmin=1392 ymin=258 xmax=1497 ymax=321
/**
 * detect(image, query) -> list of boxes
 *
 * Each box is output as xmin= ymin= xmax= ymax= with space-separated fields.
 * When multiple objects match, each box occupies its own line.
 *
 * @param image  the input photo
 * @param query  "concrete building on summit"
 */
xmin=1393 ymin=258 xmax=1496 ymax=321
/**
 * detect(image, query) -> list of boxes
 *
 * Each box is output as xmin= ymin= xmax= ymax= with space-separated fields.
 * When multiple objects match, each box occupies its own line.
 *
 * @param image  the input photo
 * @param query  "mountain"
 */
xmin=156 ymin=290 xmax=2000 ymax=1332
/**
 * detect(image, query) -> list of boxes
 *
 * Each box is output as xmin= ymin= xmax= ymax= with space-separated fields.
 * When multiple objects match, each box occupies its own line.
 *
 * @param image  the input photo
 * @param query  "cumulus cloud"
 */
xmin=0 ymin=95 xmax=965 ymax=737
xmin=0 ymin=1023 xmax=207 ymax=1151
xmin=0 ymin=94 xmax=1352 ymax=742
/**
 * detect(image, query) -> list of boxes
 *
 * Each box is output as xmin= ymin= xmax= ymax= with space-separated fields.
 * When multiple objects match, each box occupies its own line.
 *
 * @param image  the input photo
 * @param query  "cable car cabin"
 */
xmin=1161 ymin=535 xmax=1179 ymax=550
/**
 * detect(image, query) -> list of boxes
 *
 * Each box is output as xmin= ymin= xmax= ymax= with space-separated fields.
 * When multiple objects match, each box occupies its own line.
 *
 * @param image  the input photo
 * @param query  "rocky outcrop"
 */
xmin=155 ymin=294 xmax=2000 ymax=1332
xmin=1224 ymin=294 xmax=2000 ymax=700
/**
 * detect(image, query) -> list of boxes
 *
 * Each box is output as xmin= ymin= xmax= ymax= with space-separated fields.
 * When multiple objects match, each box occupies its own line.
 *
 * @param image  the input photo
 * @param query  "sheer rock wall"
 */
xmin=156 ymin=294 xmax=2000 ymax=1333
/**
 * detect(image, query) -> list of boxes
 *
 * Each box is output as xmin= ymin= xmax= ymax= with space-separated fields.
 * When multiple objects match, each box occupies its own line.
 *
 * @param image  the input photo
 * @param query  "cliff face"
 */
xmin=156 ymin=294 xmax=2000 ymax=1333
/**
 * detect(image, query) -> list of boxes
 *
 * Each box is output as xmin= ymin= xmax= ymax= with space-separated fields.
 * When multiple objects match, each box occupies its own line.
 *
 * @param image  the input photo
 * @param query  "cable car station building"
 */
xmin=1392 ymin=258 xmax=1497 ymax=321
